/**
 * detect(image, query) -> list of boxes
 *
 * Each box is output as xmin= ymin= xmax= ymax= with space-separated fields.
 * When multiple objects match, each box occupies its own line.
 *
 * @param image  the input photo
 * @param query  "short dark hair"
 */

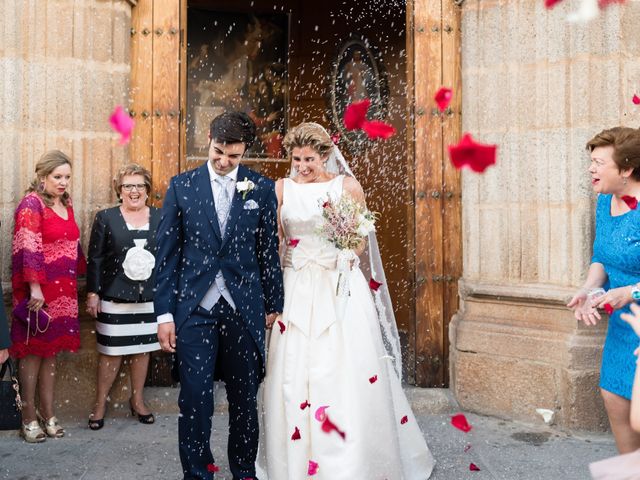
xmin=209 ymin=111 xmax=256 ymax=150
xmin=587 ymin=127 xmax=640 ymax=181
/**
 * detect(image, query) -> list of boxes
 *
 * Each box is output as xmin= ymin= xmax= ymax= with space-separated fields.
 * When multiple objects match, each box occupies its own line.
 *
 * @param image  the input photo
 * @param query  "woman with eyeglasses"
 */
xmin=86 ymin=164 xmax=161 ymax=430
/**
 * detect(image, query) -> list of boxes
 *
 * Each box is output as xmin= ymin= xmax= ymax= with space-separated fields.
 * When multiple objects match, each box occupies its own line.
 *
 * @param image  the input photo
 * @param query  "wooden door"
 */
xmin=131 ymin=0 xmax=182 ymax=385
xmin=408 ymin=0 xmax=462 ymax=387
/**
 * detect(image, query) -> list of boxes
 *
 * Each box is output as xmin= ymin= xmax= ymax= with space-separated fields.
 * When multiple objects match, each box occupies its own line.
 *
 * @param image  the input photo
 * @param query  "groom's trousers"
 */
xmin=176 ymin=298 xmax=262 ymax=480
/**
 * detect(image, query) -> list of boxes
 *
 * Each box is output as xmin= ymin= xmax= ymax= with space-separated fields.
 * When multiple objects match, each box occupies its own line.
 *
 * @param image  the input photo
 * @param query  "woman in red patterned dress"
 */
xmin=10 ymin=150 xmax=85 ymax=443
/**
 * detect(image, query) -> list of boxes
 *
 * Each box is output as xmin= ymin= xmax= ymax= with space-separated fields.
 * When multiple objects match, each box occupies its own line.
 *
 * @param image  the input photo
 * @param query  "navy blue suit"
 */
xmin=154 ymin=163 xmax=284 ymax=480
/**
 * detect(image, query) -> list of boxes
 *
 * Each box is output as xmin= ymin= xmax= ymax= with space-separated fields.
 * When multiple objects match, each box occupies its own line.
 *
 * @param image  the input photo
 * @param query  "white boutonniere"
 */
xmin=236 ymin=177 xmax=255 ymax=199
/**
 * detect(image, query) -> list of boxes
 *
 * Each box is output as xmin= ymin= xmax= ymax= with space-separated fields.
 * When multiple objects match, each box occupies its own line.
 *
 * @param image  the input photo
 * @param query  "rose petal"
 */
xmin=344 ymin=99 xmax=371 ymax=130
xmin=109 ymin=105 xmax=134 ymax=145
xmin=291 ymin=426 xmax=301 ymax=440
xmin=400 ymin=415 xmax=408 ymax=424
xmin=633 ymin=94 xmax=640 ymax=105
xmin=622 ymin=195 xmax=638 ymax=210
xmin=470 ymin=463 xmax=481 ymax=471
xmin=369 ymin=278 xmax=383 ymax=291
xmin=321 ymin=415 xmax=346 ymax=440
xmin=544 ymin=0 xmax=564 ymax=7
xmin=362 ymin=120 xmax=396 ymax=140
xmin=300 ymin=400 xmax=311 ymax=410
xmin=369 ymin=375 xmax=378 ymax=384
xmin=277 ymin=320 xmax=286 ymax=334
xmin=434 ymin=87 xmax=453 ymax=112
xmin=464 ymin=443 xmax=472 ymax=453
xmin=315 ymin=405 xmax=330 ymax=422
xmin=604 ymin=303 xmax=614 ymax=315
xmin=331 ymin=132 xmax=341 ymax=145
xmin=451 ymin=413 xmax=472 ymax=432
xmin=308 ymin=460 xmax=320 ymax=476
xmin=448 ymin=133 xmax=497 ymax=173
xmin=287 ymin=238 xmax=300 ymax=248
xmin=206 ymin=463 xmax=220 ymax=473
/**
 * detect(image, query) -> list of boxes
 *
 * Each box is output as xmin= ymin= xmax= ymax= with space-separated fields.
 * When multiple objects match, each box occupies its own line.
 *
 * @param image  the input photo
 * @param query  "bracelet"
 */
xmin=87 ymin=293 xmax=98 ymax=298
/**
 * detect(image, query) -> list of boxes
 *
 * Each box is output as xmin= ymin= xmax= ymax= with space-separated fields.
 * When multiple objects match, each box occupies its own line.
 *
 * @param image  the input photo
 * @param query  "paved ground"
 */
xmin=0 ymin=388 xmax=617 ymax=480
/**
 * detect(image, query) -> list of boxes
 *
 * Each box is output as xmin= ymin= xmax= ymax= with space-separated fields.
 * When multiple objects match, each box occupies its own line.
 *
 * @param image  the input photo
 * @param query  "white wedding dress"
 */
xmin=259 ymin=175 xmax=435 ymax=480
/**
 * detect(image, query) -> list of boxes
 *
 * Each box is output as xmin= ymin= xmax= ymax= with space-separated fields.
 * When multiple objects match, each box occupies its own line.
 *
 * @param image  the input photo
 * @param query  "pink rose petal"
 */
xmin=451 ymin=413 xmax=472 ymax=432
xmin=470 ymin=463 xmax=481 ymax=471
xmin=277 ymin=320 xmax=286 ymax=334
xmin=109 ymin=105 xmax=134 ymax=145
xmin=633 ymin=94 xmax=640 ymax=105
xmin=315 ymin=405 xmax=330 ymax=422
xmin=291 ymin=426 xmax=301 ymax=441
xmin=300 ymin=400 xmax=311 ymax=410
xmin=369 ymin=375 xmax=378 ymax=384
xmin=400 ymin=415 xmax=408 ymax=425
xmin=434 ymin=87 xmax=453 ymax=112
xmin=308 ymin=460 xmax=319 ymax=476
xmin=321 ymin=415 xmax=346 ymax=440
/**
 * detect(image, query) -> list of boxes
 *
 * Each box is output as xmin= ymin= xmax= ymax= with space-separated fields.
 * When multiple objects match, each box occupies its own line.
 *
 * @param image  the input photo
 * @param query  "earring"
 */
xmin=37 ymin=181 xmax=44 ymax=192
xmin=624 ymin=178 xmax=628 ymax=185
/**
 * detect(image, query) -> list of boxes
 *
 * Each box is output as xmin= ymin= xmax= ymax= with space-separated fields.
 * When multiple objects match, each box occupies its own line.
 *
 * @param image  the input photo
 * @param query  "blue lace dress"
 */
xmin=592 ymin=194 xmax=640 ymax=399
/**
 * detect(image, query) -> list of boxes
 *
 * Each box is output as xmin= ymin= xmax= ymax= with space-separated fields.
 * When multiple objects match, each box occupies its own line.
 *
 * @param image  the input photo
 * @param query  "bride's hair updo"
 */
xmin=283 ymin=122 xmax=334 ymax=158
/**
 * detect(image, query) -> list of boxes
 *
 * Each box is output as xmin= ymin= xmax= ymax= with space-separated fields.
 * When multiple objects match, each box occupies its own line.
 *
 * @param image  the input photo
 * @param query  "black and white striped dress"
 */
xmin=95 ymin=222 xmax=160 ymax=356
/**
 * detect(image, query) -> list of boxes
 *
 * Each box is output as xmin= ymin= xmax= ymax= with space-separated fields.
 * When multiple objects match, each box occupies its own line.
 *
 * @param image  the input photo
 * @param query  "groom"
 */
xmin=155 ymin=111 xmax=284 ymax=480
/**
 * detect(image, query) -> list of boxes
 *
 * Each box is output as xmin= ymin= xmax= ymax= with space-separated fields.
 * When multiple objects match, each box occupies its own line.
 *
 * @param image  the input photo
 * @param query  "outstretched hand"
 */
xmin=567 ymin=289 xmax=601 ymax=326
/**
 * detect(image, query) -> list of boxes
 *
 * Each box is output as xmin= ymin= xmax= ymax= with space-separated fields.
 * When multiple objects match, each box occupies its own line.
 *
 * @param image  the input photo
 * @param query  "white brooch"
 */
xmin=236 ymin=177 xmax=255 ymax=199
xmin=122 ymin=239 xmax=155 ymax=281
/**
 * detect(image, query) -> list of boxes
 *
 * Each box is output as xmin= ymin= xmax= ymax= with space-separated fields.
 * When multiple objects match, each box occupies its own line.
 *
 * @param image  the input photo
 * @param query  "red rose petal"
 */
xmin=291 ymin=426 xmax=301 ymax=440
xmin=362 ymin=120 xmax=396 ymax=140
xmin=344 ymin=99 xmax=371 ymax=130
xmin=434 ymin=87 xmax=453 ymax=112
xmin=287 ymin=238 xmax=300 ymax=247
xmin=451 ymin=413 xmax=472 ymax=432
xmin=622 ymin=195 xmax=638 ymax=210
xmin=277 ymin=320 xmax=286 ymax=334
xmin=321 ymin=415 xmax=346 ymax=440
xmin=604 ymin=303 xmax=614 ymax=315
xmin=633 ymin=94 xmax=640 ymax=105
xmin=315 ymin=405 xmax=329 ymax=422
xmin=109 ymin=105 xmax=135 ymax=145
xmin=331 ymin=132 xmax=341 ymax=145
xmin=400 ymin=415 xmax=408 ymax=425
xmin=448 ymin=133 xmax=497 ymax=173
xmin=369 ymin=278 xmax=383 ymax=291
xmin=369 ymin=375 xmax=378 ymax=384
xmin=544 ymin=0 xmax=564 ymax=8
xmin=206 ymin=464 xmax=220 ymax=473
xmin=308 ymin=460 xmax=320 ymax=476
xmin=470 ymin=463 xmax=481 ymax=471
xmin=300 ymin=400 xmax=311 ymax=410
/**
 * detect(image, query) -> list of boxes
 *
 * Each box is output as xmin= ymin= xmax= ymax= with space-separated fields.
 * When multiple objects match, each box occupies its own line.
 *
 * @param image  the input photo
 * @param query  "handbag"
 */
xmin=12 ymin=299 xmax=51 ymax=344
xmin=0 ymin=359 xmax=22 ymax=430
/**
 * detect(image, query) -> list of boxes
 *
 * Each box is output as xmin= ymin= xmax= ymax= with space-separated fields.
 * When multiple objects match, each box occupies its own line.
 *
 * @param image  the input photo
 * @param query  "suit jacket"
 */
xmin=87 ymin=206 xmax=161 ymax=302
xmin=154 ymin=163 xmax=284 ymax=363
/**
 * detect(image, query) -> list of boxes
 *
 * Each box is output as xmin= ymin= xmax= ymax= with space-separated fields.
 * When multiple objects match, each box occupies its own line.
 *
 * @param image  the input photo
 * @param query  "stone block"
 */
xmin=621 ymin=1 xmax=640 ymax=56
xmin=90 ymin=5 xmax=114 ymax=63
xmin=46 ymin=1 xmax=73 ymax=58
xmin=112 ymin=8 xmax=131 ymax=66
xmin=453 ymin=351 xmax=559 ymax=423
xmin=559 ymin=369 xmax=609 ymax=432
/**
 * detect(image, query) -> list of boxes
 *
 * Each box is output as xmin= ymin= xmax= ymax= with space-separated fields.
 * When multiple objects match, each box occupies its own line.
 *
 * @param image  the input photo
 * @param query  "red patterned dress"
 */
xmin=9 ymin=192 xmax=86 ymax=358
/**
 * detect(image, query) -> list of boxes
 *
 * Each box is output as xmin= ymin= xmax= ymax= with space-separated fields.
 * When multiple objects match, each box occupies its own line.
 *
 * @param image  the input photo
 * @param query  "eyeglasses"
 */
xmin=121 ymin=184 xmax=147 ymax=192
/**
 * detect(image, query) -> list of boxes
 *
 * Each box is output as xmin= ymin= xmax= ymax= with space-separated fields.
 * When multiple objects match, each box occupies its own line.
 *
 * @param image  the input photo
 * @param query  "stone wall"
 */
xmin=451 ymin=0 xmax=640 ymax=431
xmin=0 ymin=0 xmax=134 ymax=409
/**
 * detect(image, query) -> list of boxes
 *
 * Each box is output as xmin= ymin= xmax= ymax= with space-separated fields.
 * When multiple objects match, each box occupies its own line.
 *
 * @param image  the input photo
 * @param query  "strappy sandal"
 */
xmin=21 ymin=420 xmax=46 ymax=443
xmin=40 ymin=415 xmax=64 ymax=438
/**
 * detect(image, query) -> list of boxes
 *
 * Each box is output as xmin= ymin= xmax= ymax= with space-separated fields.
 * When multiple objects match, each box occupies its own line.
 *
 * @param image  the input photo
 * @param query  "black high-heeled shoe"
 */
xmin=88 ymin=416 xmax=104 ymax=431
xmin=129 ymin=400 xmax=155 ymax=425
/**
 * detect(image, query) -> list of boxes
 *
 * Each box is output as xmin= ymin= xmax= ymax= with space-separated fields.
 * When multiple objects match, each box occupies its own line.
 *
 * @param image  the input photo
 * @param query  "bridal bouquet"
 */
xmin=318 ymin=193 xmax=377 ymax=296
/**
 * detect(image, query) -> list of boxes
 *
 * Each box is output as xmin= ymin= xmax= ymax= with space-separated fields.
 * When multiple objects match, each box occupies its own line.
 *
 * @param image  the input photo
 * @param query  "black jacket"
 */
xmin=87 ymin=206 xmax=161 ymax=302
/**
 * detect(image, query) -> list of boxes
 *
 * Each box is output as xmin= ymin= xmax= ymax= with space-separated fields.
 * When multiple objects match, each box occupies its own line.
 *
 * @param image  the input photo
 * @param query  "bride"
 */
xmin=259 ymin=122 xmax=435 ymax=479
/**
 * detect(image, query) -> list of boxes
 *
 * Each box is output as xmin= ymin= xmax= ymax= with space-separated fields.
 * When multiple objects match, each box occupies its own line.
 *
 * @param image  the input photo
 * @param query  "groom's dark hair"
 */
xmin=209 ymin=111 xmax=256 ymax=150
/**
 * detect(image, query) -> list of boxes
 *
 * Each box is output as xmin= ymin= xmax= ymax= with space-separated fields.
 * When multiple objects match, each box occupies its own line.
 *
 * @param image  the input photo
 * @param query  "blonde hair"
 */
xmin=113 ymin=163 xmax=152 ymax=200
xmin=283 ymin=122 xmax=334 ymax=158
xmin=27 ymin=150 xmax=72 ymax=207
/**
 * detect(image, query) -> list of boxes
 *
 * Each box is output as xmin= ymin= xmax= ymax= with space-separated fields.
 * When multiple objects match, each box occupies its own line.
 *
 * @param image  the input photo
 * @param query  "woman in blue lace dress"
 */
xmin=568 ymin=127 xmax=640 ymax=453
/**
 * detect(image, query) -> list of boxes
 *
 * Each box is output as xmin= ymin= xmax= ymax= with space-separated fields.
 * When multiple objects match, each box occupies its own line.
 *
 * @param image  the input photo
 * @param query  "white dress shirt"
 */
xmin=157 ymin=162 xmax=238 ymax=325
